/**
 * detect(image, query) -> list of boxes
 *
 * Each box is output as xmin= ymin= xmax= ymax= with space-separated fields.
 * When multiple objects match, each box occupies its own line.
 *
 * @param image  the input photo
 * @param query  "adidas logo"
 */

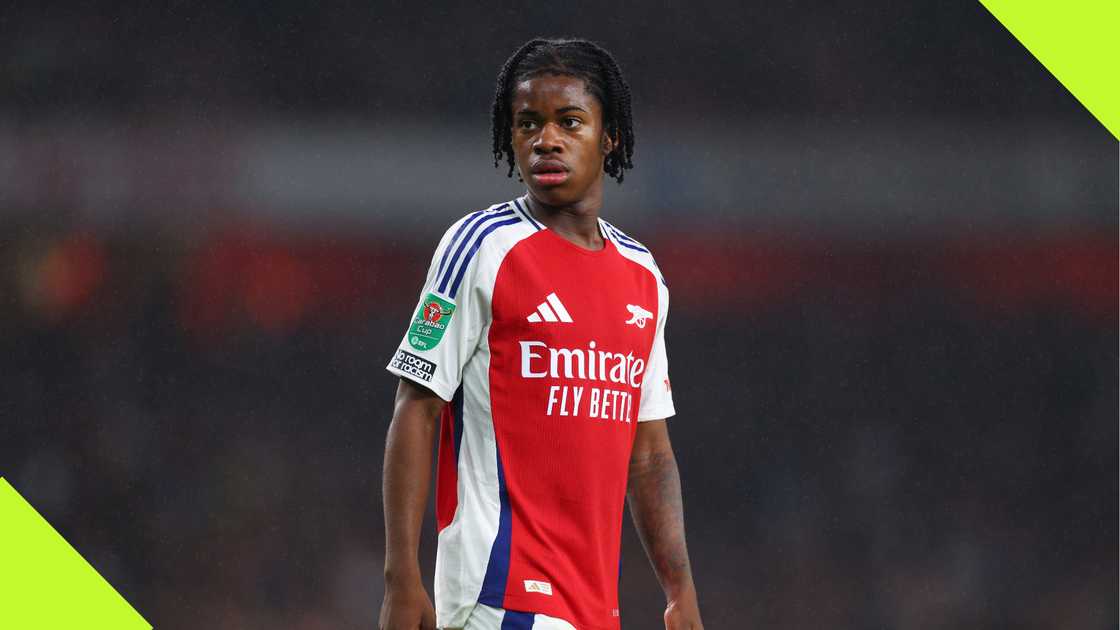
xmin=526 ymin=293 xmax=573 ymax=323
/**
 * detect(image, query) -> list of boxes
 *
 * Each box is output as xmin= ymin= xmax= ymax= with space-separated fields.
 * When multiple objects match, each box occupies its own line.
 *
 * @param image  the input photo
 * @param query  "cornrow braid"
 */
xmin=490 ymin=38 xmax=636 ymax=184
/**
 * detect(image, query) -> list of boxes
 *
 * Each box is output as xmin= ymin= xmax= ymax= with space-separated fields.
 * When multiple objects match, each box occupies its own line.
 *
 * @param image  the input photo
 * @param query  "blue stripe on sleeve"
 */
xmin=437 ymin=209 xmax=515 ymax=294
xmin=437 ymin=209 xmax=487 ymax=278
xmin=616 ymin=240 xmax=650 ymax=253
xmin=513 ymin=198 xmax=543 ymax=231
xmin=603 ymin=220 xmax=663 ymax=283
xmin=603 ymin=221 xmax=651 ymax=252
xmin=604 ymin=221 xmax=641 ymax=244
xmin=607 ymin=225 xmax=649 ymax=253
xmin=448 ymin=216 xmax=522 ymax=298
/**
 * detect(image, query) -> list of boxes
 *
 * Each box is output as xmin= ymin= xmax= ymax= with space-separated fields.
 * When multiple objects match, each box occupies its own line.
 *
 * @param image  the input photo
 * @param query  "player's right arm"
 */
xmin=379 ymin=378 xmax=444 ymax=630
xmin=380 ymin=210 xmax=491 ymax=629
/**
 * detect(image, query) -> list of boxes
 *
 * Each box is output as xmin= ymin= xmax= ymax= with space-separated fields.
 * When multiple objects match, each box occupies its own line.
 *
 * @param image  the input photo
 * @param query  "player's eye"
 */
xmin=562 ymin=117 xmax=582 ymax=129
xmin=517 ymin=119 xmax=538 ymax=130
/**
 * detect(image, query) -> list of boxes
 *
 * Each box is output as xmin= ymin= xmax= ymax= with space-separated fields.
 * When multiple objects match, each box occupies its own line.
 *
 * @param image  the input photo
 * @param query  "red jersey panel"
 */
xmin=486 ymin=228 xmax=659 ymax=629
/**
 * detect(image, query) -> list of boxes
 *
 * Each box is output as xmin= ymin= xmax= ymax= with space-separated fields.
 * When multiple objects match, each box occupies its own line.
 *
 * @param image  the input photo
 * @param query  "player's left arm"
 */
xmin=627 ymin=419 xmax=704 ymax=630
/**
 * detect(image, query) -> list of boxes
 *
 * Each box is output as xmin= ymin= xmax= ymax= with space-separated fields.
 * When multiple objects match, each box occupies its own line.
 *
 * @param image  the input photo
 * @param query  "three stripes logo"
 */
xmin=527 ymin=293 xmax=573 ymax=324
xmin=523 ymin=579 xmax=553 ymax=596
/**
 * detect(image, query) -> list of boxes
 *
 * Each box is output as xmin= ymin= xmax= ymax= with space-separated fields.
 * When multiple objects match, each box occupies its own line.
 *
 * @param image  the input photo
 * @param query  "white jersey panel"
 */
xmin=393 ymin=202 xmax=540 ymax=628
xmin=434 ymin=332 xmax=496 ymax=628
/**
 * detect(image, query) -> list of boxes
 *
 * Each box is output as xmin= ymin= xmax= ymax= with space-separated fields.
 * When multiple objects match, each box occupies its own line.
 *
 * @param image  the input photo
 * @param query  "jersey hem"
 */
xmin=637 ymin=403 xmax=676 ymax=422
xmin=496 ymin=596 xmax=606 ymax=630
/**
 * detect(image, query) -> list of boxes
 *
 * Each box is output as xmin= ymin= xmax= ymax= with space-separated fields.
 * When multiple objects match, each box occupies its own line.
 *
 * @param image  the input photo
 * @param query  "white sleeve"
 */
xmin=637 ymin=279 xmax=675 ymax=421
xmin=386 ymin=216 xmax=487 ymax=401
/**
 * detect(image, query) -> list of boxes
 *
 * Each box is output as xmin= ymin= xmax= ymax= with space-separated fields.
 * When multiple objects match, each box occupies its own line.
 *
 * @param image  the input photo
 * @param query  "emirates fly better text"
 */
xmin=519 ymin=340 xmax=645 ymax=423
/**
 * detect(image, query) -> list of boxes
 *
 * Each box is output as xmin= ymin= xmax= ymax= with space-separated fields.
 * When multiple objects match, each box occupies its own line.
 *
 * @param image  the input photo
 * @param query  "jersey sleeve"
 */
xmin=386 ymin=216 xmax=487 ymax=401
xmin=637 ymin=278 xmax=675 ymax=421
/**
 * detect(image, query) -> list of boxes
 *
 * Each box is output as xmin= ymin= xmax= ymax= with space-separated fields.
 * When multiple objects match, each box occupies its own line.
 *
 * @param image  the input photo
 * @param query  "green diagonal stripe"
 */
xmin=980 ymin=0 xmax=1119 ymax=140
xmin=0 ymin=478 xmax=151 ymax=629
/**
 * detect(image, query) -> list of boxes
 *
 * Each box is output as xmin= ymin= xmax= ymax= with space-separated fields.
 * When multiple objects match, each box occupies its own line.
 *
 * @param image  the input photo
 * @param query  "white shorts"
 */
xmin=448 ymin=602 xmax=577 ymax=630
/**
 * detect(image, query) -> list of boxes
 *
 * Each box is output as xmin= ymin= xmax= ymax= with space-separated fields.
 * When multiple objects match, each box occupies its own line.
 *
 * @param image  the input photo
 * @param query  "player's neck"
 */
xmin=524 ymin=192 xmax=605 ymax=251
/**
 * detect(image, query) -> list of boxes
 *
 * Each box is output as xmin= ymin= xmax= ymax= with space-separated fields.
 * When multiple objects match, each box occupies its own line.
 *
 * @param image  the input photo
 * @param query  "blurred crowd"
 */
xmin=1 ymin=1 xmax=1079 ymax=120
xmin=3 ymin=225 xmax=1114 ymax=629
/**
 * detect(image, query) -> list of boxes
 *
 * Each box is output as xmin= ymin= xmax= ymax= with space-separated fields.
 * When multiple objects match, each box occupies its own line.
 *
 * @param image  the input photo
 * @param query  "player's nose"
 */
xmin=533 ymin=122 xmax=563 ymax=153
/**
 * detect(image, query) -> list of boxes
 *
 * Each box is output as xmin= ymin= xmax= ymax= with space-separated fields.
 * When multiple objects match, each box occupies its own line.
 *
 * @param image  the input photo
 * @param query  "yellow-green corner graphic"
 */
xmin=979 ymin=0 xmax=1119 ymax=140
xmin=0 ymin=478 xmax=151 ymax=629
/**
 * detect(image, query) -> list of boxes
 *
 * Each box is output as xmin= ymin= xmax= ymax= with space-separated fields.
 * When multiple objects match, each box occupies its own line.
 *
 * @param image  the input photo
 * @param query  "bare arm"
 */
xmin=627 ymin=419 xmax=704 ymax=630
xmin=380 ymin=378 xmax=445 ymax=630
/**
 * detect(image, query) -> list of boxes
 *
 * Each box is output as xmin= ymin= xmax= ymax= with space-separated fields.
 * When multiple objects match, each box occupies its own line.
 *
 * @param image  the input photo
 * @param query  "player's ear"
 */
xmin=601 ymin=130 xmax=616 ymax=156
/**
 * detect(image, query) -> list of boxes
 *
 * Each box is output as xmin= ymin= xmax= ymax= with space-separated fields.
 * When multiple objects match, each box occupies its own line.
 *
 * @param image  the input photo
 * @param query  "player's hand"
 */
xmin=663 ymin=590 xmax=704 ymax=630
xmin=379 ymin=578 xmax=436 ymax=630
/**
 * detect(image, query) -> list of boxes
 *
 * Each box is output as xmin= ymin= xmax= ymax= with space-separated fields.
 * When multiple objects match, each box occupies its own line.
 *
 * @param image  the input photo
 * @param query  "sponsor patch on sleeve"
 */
xmin=408 ymin=293 xmax=456 ymax=351
xmin=390 ymin=349 xmax=436 ymax=382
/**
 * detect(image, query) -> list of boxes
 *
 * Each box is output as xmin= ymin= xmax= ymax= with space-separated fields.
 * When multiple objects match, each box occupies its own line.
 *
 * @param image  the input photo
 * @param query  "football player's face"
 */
xmin=510 ymin=75 xmax=615 ymax=206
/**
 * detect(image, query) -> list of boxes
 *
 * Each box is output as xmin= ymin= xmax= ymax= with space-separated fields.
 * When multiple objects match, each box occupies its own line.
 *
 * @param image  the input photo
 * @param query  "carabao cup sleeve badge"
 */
xmin=408 ymin=293 xmax=456 ymax=351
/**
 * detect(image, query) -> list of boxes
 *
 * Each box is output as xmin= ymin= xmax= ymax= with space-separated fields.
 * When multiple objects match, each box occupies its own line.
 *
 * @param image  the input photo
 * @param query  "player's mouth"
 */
xmin=530 ymin=160 xmax=570 ymax=186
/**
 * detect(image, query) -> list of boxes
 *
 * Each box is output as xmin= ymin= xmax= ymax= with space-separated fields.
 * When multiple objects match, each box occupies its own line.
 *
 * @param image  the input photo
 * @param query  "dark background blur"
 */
xmin=1 ymin=2 xmax=1116 ymax=629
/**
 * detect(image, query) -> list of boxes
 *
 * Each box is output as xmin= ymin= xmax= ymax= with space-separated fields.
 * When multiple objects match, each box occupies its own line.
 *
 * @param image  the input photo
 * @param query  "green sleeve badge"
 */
xmin=409 ymin=293 xmax=456 ymax=351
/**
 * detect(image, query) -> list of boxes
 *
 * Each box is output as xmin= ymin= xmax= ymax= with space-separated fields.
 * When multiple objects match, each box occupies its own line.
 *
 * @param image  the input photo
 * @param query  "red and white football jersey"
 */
xmin=387 ymin=196 xmax=674 ymax=630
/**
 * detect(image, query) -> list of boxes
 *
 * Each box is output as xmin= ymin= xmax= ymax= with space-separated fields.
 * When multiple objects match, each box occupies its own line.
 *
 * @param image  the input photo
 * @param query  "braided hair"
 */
xmin=490 ymin=38 xmax=636 ymax=184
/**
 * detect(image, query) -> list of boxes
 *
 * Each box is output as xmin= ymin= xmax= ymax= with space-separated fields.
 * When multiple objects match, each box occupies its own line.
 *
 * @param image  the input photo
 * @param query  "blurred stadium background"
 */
xmin=1 ymin=2 xmax=1116 ymax=629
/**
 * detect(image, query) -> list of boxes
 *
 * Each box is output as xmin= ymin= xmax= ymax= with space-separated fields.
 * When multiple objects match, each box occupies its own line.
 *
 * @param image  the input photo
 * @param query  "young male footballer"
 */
xmin=381 ymin=38 xmax=703 ymax=630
